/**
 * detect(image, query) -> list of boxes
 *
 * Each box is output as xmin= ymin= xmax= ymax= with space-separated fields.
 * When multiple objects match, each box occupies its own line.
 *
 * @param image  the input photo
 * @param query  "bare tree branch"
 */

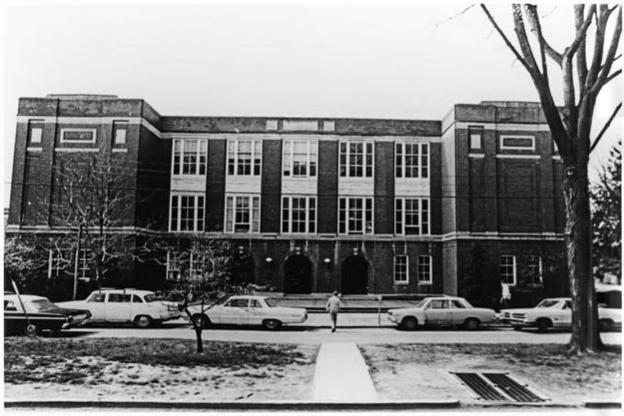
xmin=512 ymin=4 xmax=541 ymax=77
xmin=568 ymin=4 xmax=597 ymax=57
xmin=575 ymin=5 xmax=589 ymax=96
xmin=524 ymin=4 xmax=562 ymax=66
xmin=590 ymin=103 xmax=622 ymax=154
xmin=592 ymin=7 xmax=622 ymax=96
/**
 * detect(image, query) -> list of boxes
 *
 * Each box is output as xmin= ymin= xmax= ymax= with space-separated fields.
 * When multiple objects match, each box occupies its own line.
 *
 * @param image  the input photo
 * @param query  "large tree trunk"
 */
xmin=562 ymin=161 xmax=602 ymax=352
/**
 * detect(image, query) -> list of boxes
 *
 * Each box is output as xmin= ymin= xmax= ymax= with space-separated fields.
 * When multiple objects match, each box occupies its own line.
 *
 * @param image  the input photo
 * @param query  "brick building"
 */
xmin=7 ymin=95 xmax=568 ymax=301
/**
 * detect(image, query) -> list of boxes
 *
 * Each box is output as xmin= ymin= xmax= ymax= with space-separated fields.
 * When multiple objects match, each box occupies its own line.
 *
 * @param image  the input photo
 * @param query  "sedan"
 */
xmin=186 ymin=295 xmax=308 ymax=330
xmin=501 ymin=297 xmax=622 ymax=332
xmin=387 ymin=296 xmax=496 ymax=330
xmin=4 ymin=294 xmax=91 ymax=336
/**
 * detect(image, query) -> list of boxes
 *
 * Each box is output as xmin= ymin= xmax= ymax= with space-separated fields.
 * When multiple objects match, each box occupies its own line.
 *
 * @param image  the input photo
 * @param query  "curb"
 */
xmin=4 ymin=400 xmax=461 ymax=410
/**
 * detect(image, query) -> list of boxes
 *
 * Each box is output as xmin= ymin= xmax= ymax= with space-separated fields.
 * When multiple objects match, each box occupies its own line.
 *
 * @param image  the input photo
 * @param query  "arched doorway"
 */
xmin=283 ymin=254 xmax=312 ymax=294
xmin=341 ymin=255 xmax=368 ymax=294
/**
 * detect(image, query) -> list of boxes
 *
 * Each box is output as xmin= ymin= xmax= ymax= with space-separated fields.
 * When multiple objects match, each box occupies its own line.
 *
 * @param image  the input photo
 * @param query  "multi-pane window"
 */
xmin=225 ymin=195 xmax=261 ymax=233
xmin=339 ymin=141 xmax=373 ymax=177
xmin=281 ymin=196 xmax=316 ymax=233
xmin=338 ymin=197 xmax=373 ymax=234
xmin=113 ymin=121 xmax=128 ymax=145
xmin=48 ymin=249 xmax=69 ymax=279
xmin=417 ymin=255 xmax=432 ymax=283
xmin=500 ymin=255 xmax=517 ymax=285
xmin=169 ymin=194 xmax=205 ymax=232
xmin=61 ymin=129 xmax=96 ymax=144
xmin=394 ymin=255 xmax=409 ymax=284
xmin=78 ymin=249 xmax=90 ymax=280
xmin=468 ymin=126 xmax=483 ymax=150
xmin=190 ymin=251 xmax=205 ymax=280
xmin=172 ymin=139 xmax=207 ymax=175
xmin=283 ymin=140 xmax=317 ymax=177
xmin=29 ymin=121 xmax=44 ymax=144
xmin=395 ymin=142 xmax=429 ymax=178
xmin=228 ymin=139 xmax=262 ymax=175
xmin=395 ymin=198 xmax=430 ymax=235
xmin=500 ymin=135 xmax=535 ymax=151
xmin=527 ymin=255 xmax=543 ymax=285
xmin=166 ymin=251 xmax=181 ymax=281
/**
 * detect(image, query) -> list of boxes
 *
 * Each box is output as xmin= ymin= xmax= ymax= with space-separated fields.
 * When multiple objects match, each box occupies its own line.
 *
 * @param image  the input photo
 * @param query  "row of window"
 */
xmin=500 ymin=254 xmax=543 ymax=286
xmin=169 ymin=194 xmax=431 ymax=235
xmin=171 ymin=139 xmax=431 ymax=179
xmin=393 ymin=255 xmax=432 ymax=284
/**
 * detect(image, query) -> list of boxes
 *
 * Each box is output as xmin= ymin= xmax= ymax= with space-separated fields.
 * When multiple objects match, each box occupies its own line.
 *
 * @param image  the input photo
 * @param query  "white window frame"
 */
xmin=500 ymin=135 xmax=535 ymax=151
xmin=395 ymin=142 xmax=429 ymax=178
xmin=339 ymin=140 xmax=374 ymax=178
xmin=281 ymin=195 xmax=317 ymax=234
xmin=500 ymin=254 xmax=517 ymax=285
xmin=282 ymin=140 xmax=318 ymax=177
xmin=171 ymin=138 xmax=207 ymax=176
xmin=169 ymin=193 xmax=206 ymax=232
xmin=224 ymin=194 xmax=261 ymax=233
xmin=227 ymin=139 xmax=262 ymax=176
xmin=77 ymin=248 xmax=90 ymax=280
xmin=393 ymin=255 xmax=409 ymax=284
xmin=395 ymin=197 xmax=430 ymax=235
xmin=338 ymin=197 xmax=374 ymax=235
xmin=29 ymin=122 xmax=44 ymax=144
xmin=113 ymin=121 xmax=129 ymax=145
xmin=468 ymin=125 xmax=483 ymax=151
xmin=48 ymin=249 xmax=67 ymax=279
xmin=417 ymin=255 xmax=433 ymax=284
xmin=189 ymin=251 xmax=205 ymax=280
xmin=60 ymin=128 xmax=97 ymax=144
xmin=166 ymin=251 xmax=181 ymax=281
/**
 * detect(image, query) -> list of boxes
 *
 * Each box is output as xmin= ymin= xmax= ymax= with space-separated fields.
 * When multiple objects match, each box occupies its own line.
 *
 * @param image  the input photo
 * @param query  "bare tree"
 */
xmin=4 ymin=235 xmax=51 ymax=291
xmin=481 ymin=4 xmax=621 ymax=352
xmin=52 ymin=153 xmax=136 ymax=294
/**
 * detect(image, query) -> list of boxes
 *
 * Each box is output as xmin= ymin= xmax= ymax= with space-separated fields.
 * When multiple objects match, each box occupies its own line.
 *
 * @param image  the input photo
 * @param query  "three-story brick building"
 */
xmin=7 ymin=95 xmax=568 ymax=300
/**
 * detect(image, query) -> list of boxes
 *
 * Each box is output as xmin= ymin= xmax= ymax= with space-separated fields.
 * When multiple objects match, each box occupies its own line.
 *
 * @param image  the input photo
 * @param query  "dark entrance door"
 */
xmin=341 ymin=255 xmax=368 ymax=294
xmin=283 ymin=254 xmax=312 ymax=294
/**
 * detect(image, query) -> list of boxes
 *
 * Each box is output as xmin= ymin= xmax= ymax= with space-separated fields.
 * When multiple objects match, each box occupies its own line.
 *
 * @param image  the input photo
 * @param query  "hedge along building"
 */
xmin=7 ymin=95 xmax=568 ymax=300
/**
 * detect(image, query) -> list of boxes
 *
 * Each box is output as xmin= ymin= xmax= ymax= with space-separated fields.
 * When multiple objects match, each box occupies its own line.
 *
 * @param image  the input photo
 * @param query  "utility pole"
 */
xmin=73 ymin=223 xmax=83 ymax=300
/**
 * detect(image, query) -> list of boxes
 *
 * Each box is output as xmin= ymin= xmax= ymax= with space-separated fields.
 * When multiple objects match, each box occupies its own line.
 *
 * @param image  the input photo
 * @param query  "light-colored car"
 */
xmin=501 ymin=297 xmax=622 ymax=332
xmin=186 ymin=295 xmax=308 ymax=330
xmin=4 ymin=294 xmax=91 ymax=336
xmin=387 ymin=296 xmax=496 ymax=330
xmin=57 ymin=289 xmax=180 ymax=328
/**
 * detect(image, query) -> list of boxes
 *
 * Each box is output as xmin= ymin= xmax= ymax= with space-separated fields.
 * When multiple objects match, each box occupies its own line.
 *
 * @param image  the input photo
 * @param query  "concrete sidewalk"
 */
xmin=299 ymin=312 xmax=392 ymax=328
xmin=312 ymin=342 xmax=378 ymax=402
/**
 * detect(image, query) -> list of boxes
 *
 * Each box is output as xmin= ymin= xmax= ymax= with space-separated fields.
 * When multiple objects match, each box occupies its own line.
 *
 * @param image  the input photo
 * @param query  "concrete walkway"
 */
xmin=312 ymin=342 xmax=378 ymax=402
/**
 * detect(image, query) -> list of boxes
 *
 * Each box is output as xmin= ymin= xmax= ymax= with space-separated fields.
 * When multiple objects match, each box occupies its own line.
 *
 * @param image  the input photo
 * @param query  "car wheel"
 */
xmin=599 ymin=319 xmax=614 ymax=332
xmin=463 ymin=318 xmax=480 ymax=330
xmin=192 ymin=314 xmax=211 ymax=329
xmin=262 ymin=319 xmax=282 ymax=330
xmin=24 ymin=323 xmax=38 ymax=337
xmin=401 ymin=317 xmax=418 ymax=331
xmin=513 ymin=326 xmax=522 ymax=331
xmin=134 ymin=315 xmax=153 ymax=329
xmin=536 ymin=318 xmax=552 ymax=333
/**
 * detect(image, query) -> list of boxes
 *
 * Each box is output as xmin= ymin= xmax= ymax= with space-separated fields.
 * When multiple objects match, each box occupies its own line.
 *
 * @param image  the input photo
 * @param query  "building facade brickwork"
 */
xmin=7 ymin=95 xmax=568 ymax=303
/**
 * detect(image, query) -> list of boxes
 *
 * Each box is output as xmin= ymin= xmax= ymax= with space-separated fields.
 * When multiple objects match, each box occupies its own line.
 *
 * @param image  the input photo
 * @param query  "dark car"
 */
xmin=4 ymin=294 xmax=91 ymax=336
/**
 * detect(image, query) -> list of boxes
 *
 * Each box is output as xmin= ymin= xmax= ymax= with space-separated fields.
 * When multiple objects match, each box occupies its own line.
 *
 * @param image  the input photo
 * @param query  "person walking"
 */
xmin=326 ymin=291 xmax=342 ymax=332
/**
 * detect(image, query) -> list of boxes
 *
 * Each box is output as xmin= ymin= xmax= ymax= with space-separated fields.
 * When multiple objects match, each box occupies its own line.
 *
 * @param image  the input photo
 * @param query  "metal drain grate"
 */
xmin=453 ymin=372 xmax=546 ymax=403
xmin=454 ymin=373 xmax=510 ymax=402
xmin=483 ymin=373 xmax=546 ymax=403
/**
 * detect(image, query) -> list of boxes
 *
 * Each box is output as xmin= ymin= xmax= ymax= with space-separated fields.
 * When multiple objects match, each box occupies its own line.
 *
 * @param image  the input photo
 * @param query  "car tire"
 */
xmin=401 ymin=317 xmax=418 ymax=331
xmin=24 ymin=323 xmax=37 ymax=337
xmin=192 ymin=314 xmax=211 ymax=329
xmin=262 ymin=319 xmax=282 ymax=330
xmin=599 ymin=319 xmax=614 ymax=332
xmin=536 ymin=318 xmax=552 ymax=333
xmin=463 ymin=318 xmax=480 ymax=330
xmin=134 ymin=315 xmax=153 ymax=329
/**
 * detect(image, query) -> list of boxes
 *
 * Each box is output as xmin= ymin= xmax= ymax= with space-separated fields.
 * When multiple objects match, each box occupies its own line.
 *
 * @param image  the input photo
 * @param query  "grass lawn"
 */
xmin=359 ymin=343 xmax=622 ymax=405
xmin=4 ymin=337 xmax=318 ymax=402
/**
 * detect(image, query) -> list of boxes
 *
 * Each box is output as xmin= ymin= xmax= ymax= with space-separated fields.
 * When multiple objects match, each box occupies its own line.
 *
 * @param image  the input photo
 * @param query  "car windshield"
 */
xmin=413 ymin=300 xmax=426 ymax=308
xmin=264 ymin=298 xmax=277 ymax=307
xmin=536 ymin=299 xmax=561 ymax=308
xmin=28 ymin=299 xmax=58 ymax=312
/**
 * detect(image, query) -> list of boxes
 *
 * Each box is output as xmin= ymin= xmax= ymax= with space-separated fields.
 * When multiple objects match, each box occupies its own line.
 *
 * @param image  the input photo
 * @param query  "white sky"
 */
xmin=1 ymin=0 xmax=622 ymax=209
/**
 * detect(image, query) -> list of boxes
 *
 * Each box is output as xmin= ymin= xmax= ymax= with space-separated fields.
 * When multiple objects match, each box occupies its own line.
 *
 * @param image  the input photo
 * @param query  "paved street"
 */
xmin=55 ymin=315 xmax=623 ymax=345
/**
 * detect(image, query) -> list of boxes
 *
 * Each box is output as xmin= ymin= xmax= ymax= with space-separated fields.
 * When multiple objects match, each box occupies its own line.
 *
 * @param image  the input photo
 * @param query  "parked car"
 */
xmin=501 ymin=297 xmax=622 ymax=332
xmin=4 ymin=293 xmax=91 ymax=336
xmin=387 ymin=296 xmax=496 ymax=330
xmin=186 ymin=295 xmax=307 ymax=330
xmin=57 ymin=289 xmax=180 ymax=328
